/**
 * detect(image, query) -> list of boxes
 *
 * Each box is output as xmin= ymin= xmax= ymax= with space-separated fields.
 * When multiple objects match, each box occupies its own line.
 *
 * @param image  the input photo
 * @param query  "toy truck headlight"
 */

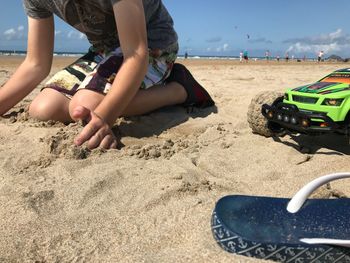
xmin=322 ymin=98 xmax=344 ymax=106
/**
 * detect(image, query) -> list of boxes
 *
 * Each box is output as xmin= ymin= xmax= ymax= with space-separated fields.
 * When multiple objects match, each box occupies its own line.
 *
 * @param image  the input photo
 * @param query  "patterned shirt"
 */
xmin=22 ymin=0 xmax=178 ymax=52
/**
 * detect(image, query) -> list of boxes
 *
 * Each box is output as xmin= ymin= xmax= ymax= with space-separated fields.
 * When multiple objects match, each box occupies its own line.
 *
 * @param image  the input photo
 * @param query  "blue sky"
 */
xmin=1 ymin=0 xmax=350 ymax=58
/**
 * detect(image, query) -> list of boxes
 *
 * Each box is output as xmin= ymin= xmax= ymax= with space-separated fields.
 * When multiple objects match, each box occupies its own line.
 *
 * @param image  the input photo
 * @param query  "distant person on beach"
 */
xmin=265 ymin=50 xmax=270 ymax=61
xmin=243 ymin=50 xmax=249 ymax=62
xmin=184 ymin=51 xmax=188 ymax=59
xmin=0 ymin=0 xmax=214 ymax=150
xmin=318 ymin=51 xmax=324 ymax=62
xmin=239 ymin=51 xmax=243 ymax=62
xmin=285 ymin=52 xmax=289 ymax=62
xmin=276 ymin=55 xmax=280 ymax=62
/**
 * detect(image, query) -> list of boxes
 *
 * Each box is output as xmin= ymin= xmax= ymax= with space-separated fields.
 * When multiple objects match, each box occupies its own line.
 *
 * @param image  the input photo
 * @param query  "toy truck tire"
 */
xmin=247 ymin=91 xmax=284 ymax=137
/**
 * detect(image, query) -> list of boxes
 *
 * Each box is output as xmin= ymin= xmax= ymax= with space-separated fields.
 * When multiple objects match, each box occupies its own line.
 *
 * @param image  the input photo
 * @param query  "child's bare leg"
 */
xmin=29 ymin=89 xmax=72 ymax=122
xmin=121 ymin=82 xmax=187 ymax=116
xmin=69 ymin=82 xmax=186 ymax=118
xmin=29 ymin=83 xmax=185 ymax=124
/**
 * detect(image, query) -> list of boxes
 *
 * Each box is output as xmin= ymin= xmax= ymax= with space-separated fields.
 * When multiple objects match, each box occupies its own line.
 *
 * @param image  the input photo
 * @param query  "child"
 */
xmin=0 ymin=0 xmax=214 ymax=149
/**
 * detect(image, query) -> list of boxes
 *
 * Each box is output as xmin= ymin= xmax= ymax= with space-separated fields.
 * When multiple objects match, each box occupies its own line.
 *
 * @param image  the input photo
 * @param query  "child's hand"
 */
xmin=72 ymin=106 xmax=118 ymax=149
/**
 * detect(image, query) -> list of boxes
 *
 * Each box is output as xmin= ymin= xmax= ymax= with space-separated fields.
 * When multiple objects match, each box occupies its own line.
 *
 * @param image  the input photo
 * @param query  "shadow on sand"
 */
xmin=117 ymin=105 xmax=218 ymax=139
xmin=272 ymin=133 xmax=350 ymax=155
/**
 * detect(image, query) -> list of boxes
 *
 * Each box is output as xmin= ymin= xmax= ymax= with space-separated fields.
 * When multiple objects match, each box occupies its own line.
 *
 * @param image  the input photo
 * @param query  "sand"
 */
xmin=1 ymin=56 xmax=350 ymax=262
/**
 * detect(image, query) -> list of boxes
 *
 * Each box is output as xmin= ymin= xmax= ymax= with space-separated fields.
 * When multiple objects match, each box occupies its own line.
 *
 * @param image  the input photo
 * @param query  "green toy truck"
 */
xmin=247 ymin=68 xmax=350 ymax=139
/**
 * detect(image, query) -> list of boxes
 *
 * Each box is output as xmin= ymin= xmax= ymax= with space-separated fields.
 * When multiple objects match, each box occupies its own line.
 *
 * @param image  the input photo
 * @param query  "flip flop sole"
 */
xmin=211 ymin=195 xmax=350 ymax=262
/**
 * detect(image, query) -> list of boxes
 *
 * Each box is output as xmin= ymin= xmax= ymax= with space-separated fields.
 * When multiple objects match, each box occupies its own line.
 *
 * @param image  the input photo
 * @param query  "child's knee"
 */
xmin=29 ymin=99 xmax=56 ymax=121
xmin=29 ymin=100 xmax=72 ymax=123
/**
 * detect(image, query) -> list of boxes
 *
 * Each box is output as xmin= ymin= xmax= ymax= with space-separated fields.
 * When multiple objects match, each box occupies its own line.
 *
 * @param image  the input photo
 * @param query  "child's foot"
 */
xmin=167 ymin=63 xmax=215 ymax=108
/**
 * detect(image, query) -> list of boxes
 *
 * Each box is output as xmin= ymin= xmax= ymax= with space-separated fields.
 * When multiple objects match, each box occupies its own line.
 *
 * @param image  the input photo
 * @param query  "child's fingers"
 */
xmin=110 ymin=141 xmax=118 ymax=149
xmin=100 ymin=134 xmax=117 ymax=149
xmin=84 ymin=124 xmax=114 ymax=149
xmin=72 ymin=105 xmax=115 ymax=149
xmin=86 ymin=129 xmax=104 ymax=149
xmin=74 ymin=121 xmax=100 ymax=146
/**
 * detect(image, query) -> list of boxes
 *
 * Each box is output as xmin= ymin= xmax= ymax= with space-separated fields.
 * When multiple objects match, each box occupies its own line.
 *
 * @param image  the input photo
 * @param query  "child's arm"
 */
xmin=73 ymin=0 xmax=148 ymax=149
xmin=0 ymin=16 xmax=54 ymax=115
xmin=93 ymin=0 xmax=148 ymax=125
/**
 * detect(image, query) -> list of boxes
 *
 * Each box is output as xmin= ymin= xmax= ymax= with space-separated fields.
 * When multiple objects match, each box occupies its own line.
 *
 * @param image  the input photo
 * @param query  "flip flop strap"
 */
xmin=287 ymin=172 xmax=350 ymax=213
xmin=300 ymin=238 xmax=350 ymax=247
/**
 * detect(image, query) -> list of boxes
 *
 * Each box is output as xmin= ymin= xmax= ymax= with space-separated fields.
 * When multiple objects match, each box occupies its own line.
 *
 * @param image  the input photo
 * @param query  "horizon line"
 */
xmin=0 ymin=49 xmax=347 ymax=60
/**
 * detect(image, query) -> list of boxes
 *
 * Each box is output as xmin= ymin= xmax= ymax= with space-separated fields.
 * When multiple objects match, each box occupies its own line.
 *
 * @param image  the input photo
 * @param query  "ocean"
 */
xmin=0 ymin=50 xmax=85 ymax=57
xmin=0 ymin=50 xmax=318 ymax=61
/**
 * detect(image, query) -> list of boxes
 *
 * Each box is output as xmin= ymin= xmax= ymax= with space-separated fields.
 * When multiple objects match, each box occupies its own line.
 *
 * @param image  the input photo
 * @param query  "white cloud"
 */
xmin=2 ymin=26 xmax=87 ymax=42
xmin=4 ymin=28 xmax=16 ymax=40
xmin=67 ymin=31 xmax=75 ymax=39
xmin=285 ymin=29 xmax=350 ymax=56
xmin=67 ymin=30 xmax=87 ymax=40
xmin=215 ymin=43 xmax=230 ymax=52
xmin=223 ymin=43 xmax=229 ymax=51
xmin=3 ymin=25 xmax=25 ymax=40
xmin=329 ymin=29 xmax=342 ymax=40
xmin=287 ymin=42 xmax=342 ymax=55
xmin=78 ymin=33 xmax=86 ymax=40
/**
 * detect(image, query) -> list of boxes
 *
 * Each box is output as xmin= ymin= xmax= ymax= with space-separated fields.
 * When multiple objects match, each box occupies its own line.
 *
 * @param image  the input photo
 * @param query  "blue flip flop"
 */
xmin=212 ymin=173 xmax=350 ymax=262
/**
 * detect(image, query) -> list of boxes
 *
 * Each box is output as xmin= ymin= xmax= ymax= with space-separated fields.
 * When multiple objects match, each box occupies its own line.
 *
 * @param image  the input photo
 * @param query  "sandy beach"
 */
xmin=1 ymin=56 xmax=350 ymax=262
